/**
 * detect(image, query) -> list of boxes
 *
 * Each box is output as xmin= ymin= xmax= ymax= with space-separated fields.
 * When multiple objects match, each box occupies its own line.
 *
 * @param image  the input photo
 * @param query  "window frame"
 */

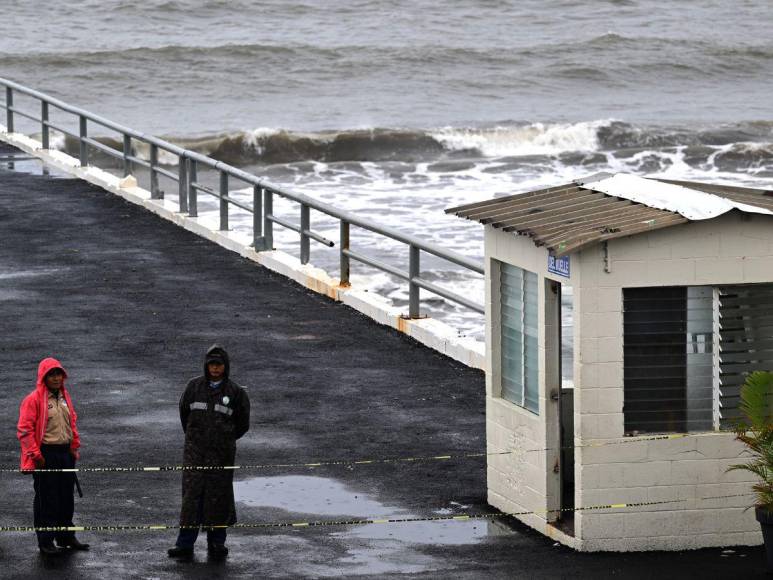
xmin=498 ymin=261 xmax=539 ymax=415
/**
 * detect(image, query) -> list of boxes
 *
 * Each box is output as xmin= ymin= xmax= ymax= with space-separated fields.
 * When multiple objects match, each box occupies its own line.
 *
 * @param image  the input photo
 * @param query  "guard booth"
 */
xmin=446 ymin=173 xmax=773 ymax=551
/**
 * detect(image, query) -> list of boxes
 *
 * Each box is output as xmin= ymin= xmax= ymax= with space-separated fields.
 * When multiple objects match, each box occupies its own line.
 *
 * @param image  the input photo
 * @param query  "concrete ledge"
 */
xmin=0 ymin=130 xmax=485 ymax=371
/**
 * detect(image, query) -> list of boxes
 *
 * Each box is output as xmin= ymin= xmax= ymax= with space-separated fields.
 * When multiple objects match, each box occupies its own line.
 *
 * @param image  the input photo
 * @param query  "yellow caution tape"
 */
xmin=0 ymin=493 xmax=752 ymax=534
xmin=0 ymin=431 xmax=727 ymax=475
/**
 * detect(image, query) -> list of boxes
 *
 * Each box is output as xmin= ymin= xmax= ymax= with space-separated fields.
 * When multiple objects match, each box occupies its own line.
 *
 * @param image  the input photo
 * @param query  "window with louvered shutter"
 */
xmin=623 ymin=283 xmax=773 ymax=434
xmin=500 ymin=262 xmax=539 ymax=414
xmin=718 ymin=284 xmax=773 ymax=429
xmin=623 ymin=286 xmax=714 ymax=434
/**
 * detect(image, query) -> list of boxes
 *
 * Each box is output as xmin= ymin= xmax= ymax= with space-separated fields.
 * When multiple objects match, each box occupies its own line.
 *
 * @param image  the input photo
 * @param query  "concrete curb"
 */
xmin=0 ymin=129 xmax=485 ymax=370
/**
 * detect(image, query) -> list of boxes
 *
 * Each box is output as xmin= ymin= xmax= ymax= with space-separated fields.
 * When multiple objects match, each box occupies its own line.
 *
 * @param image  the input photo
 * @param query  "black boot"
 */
xmin=57 ymin=537 xmax=90 ymax=550
xmin=39 ymin=544 xmax=65 ymax=556
xmin=208 ymin=542 xmax=228 ymax=559
xmin=167 ymin=545 xmax=194 ymax=559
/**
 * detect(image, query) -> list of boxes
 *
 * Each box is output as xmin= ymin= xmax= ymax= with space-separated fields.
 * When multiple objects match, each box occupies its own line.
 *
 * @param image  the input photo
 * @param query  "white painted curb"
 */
xmin=0 ymin=129 xmax=486 ymax=370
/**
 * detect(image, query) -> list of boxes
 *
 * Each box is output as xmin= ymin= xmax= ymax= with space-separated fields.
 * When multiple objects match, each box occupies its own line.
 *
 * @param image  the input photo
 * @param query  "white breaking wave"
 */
xmin=430 ymin=120 xmax=615 ymax=157
xmin=243 ymin=127 xmax=281 ymax=156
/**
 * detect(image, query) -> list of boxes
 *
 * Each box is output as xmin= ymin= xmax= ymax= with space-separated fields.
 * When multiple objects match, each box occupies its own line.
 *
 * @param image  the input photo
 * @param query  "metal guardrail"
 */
xmin=0 ymin=78 xmax=484 ymax=317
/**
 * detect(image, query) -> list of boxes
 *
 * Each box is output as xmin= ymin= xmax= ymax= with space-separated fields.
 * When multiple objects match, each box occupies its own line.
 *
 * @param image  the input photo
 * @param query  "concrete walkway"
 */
xmin=0 ymin=144 xmax=766 ymax=578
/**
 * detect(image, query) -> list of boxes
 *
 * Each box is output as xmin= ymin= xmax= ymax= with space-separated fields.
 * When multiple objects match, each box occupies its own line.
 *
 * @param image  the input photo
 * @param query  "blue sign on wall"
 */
xmin=548 ymin=254 xmax=570 ymax=278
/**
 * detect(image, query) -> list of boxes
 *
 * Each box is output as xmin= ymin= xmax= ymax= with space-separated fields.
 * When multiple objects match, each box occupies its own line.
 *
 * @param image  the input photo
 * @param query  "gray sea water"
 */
xmin=2 ymin=0 xmax=773 ymax=337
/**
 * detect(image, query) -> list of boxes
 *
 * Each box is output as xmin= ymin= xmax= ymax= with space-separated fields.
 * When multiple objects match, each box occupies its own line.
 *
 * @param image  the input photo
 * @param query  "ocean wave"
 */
xmin=50 ymin=121 xmax=773 ymax=171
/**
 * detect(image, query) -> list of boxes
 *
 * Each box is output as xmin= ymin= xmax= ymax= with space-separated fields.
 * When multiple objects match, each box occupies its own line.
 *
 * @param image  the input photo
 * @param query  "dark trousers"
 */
xmin=176 ymin=493 xmax=227 ymax=548
xmin=32 ymin=444 xmax=76 ymax=547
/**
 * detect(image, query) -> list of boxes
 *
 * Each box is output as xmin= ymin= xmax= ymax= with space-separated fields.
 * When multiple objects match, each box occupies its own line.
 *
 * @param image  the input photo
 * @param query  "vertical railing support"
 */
xmin=409 ymin=244 xmax=420 ymax=318
xmin=187 ymin=159 xmax=198 ymax=217
xmin=149 ymin=144 xmax=160 ymax=198
xmin=252 ymin=185 xmax=264 ymax=249
xmin=122 ymin=135 xmax=132 ymax=177
xmin=300 ymin=204 xmax=310 ymax=264
xmin=79 ymin=115 xmax=88 ymax=166
xmin=5 ymin=87 xmax=13 ymax=133
xmin=177 ymin=154 xmax=188 ymax=213
xmin=219 ymin=171 xmax=229 ymax=230
xmin=340 ymin=221 xmax=350 ymax=286
xmin=263 ymin=188 xmax=273 ymax=251
xmin=41 ymin=101 xmax=49 ymax=149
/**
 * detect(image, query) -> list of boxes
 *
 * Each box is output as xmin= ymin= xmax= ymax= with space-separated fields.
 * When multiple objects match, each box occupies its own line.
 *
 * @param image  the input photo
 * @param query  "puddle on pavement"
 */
xmin=237 ymin=475 xmax=519 ymax=577
xmin=236 ymin=475 xmax=515 ymax=546
xmin=235 ymin=475 xmax=404 ymax=518
xmin=343 ymin=517 xmax=514 ymax=545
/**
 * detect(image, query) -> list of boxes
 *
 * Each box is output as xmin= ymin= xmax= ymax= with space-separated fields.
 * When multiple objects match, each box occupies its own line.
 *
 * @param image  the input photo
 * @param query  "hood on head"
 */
xmin=36 ymin=357 xmax=68 ymax=390
xmin=204 ymin=344 xmax=230 ymax=381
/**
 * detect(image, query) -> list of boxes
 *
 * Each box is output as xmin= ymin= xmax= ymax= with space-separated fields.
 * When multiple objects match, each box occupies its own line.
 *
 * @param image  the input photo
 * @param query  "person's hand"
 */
xmin=34 ymin=456 xmax=45 ymax=469
xmin=70 ymin=449 xmax=79 ymax=461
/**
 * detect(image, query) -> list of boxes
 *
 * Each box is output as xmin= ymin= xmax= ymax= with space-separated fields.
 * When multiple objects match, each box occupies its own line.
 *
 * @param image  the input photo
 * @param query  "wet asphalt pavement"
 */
xmin=0 ymin=143 xmax=767 ymax=578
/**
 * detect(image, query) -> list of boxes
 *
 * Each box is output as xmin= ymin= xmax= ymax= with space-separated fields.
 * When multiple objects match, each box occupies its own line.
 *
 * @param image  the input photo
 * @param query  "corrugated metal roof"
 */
xmin=445 ymin=174 xmax=773 ymax=256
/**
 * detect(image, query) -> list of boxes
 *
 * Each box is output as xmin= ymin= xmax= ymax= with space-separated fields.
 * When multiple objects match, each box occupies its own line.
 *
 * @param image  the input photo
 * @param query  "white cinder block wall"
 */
xmin=574 ymin=212 xmax=769 ymax=551
xmin=487 ymin=212 xmax=770 ymax=551
xmin=485 ymin=228 xmax=577 ymax=547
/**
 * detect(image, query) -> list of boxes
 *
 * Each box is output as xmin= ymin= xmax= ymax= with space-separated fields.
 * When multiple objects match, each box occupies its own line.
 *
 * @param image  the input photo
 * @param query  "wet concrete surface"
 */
xmin=0 ymin=144 xmax=767 ymax=578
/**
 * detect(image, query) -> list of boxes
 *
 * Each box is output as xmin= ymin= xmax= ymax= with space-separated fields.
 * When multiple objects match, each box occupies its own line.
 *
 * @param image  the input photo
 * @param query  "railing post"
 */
xmin=340 ymin=221 xmax=350 ymax=286
xmin=122 ymin=135 xmax=132 ymax=177
xmin=263 ymin=188 xmax=273 ymax=251
xmin=79 ymin=115 xmax=88 ymax=166
xmin=177 ymin=154 xmax=188 ymax=213
xmin=149 ymin=143 xmax=160 ymax=198
xmin=41 ymin=101 xmax=49 ymax=149
xmin=252 ymin=185 xmax=264 ymax=249
xmin=5 ymin=87 xmax=13 ymax=133
xmin=409 ymin=244 xmax=420 ymax=318
xmin=219 ymin=171 xmax=229 ymax=230
xmin=300 ymin=203 xmax=310 ymax=264
xmin=187 ymin=158 xmax=198 ymax=217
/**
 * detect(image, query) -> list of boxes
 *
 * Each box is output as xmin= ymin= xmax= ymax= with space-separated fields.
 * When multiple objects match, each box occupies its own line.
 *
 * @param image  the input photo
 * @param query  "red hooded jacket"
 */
xmin=17 ymin=358 xmax=81 ymax=471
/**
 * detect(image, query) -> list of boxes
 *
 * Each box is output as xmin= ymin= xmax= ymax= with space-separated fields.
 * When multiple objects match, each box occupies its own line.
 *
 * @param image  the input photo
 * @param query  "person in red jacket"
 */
xmin=17 ymin=357 xmax=89 ymax=555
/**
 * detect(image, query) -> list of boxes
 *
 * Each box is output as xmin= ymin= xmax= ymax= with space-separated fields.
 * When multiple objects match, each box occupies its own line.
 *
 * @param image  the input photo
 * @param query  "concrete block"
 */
xmin=595 ymin=287 xmax=622 ymax=313
xmin=581 ymin=413 xmax=623 ymax=439
xmin=586 ymin=388 xmax=623 ymax=414
xmin=595 ymin=363 xmax=623 ymax=389
xmin=578 ymin=463 xmax=600 ymax=490
xmin=596 ymin=337 xmax=622 ymax=363
xmin=580 ymin=486 xmax=648 ymax=509
xmin=670 ymin=459 xmax=719 ymax=485
xmin=580 ymin=439 xmax=647 ymax=464
xmin=646 ymin=484 xmax=696 ymax=504
xmin=645 ymin=259 xmax=697 ymax=284
xmin=595 ymin=462 xmax=627 ymax=489
xmin=580 ymin=338 xmax=598 ymax=364
xmin=742 ymin=257 xmax=773 ymax=283
xmin=579 ymin=287 xmax=599 ymax=313
xmin=597 ymin=259 xmax=650 ymax=287
xmin=580 ymin=364 xmax=599 ymax=388
xmin=611 ymin=237 xmax=672 ymax=261
xmin=695 ymin=257 xmax=744 ymax=284
xmin=721 ymin=232 xmax=772 ymax=257
xmin=578 ymin=512 xmax=627 ymax=540
xmin=695 ymin=433 xmax=745 ymax=459
xmin=622 ymin=460 xmax=672 ymax=487
xmin=669 ymin=232 xmax=720 ymax=259
xmin=624 ymin=510 xmax=680 ymax=537
xmin=646 ymin=436 xmax=697 ymax=460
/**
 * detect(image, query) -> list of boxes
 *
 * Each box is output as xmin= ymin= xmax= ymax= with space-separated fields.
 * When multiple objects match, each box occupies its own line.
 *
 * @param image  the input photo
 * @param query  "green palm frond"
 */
xmin=729 ymin=371 xmax=773 ymax=508
xmin=735 ymin=371 xmax=773 ymax=432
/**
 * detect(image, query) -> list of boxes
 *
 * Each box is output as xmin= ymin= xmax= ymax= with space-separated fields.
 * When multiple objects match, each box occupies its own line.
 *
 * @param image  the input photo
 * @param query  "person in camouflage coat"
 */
xmin=168 ymin=345 xmax=250 ymax=559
